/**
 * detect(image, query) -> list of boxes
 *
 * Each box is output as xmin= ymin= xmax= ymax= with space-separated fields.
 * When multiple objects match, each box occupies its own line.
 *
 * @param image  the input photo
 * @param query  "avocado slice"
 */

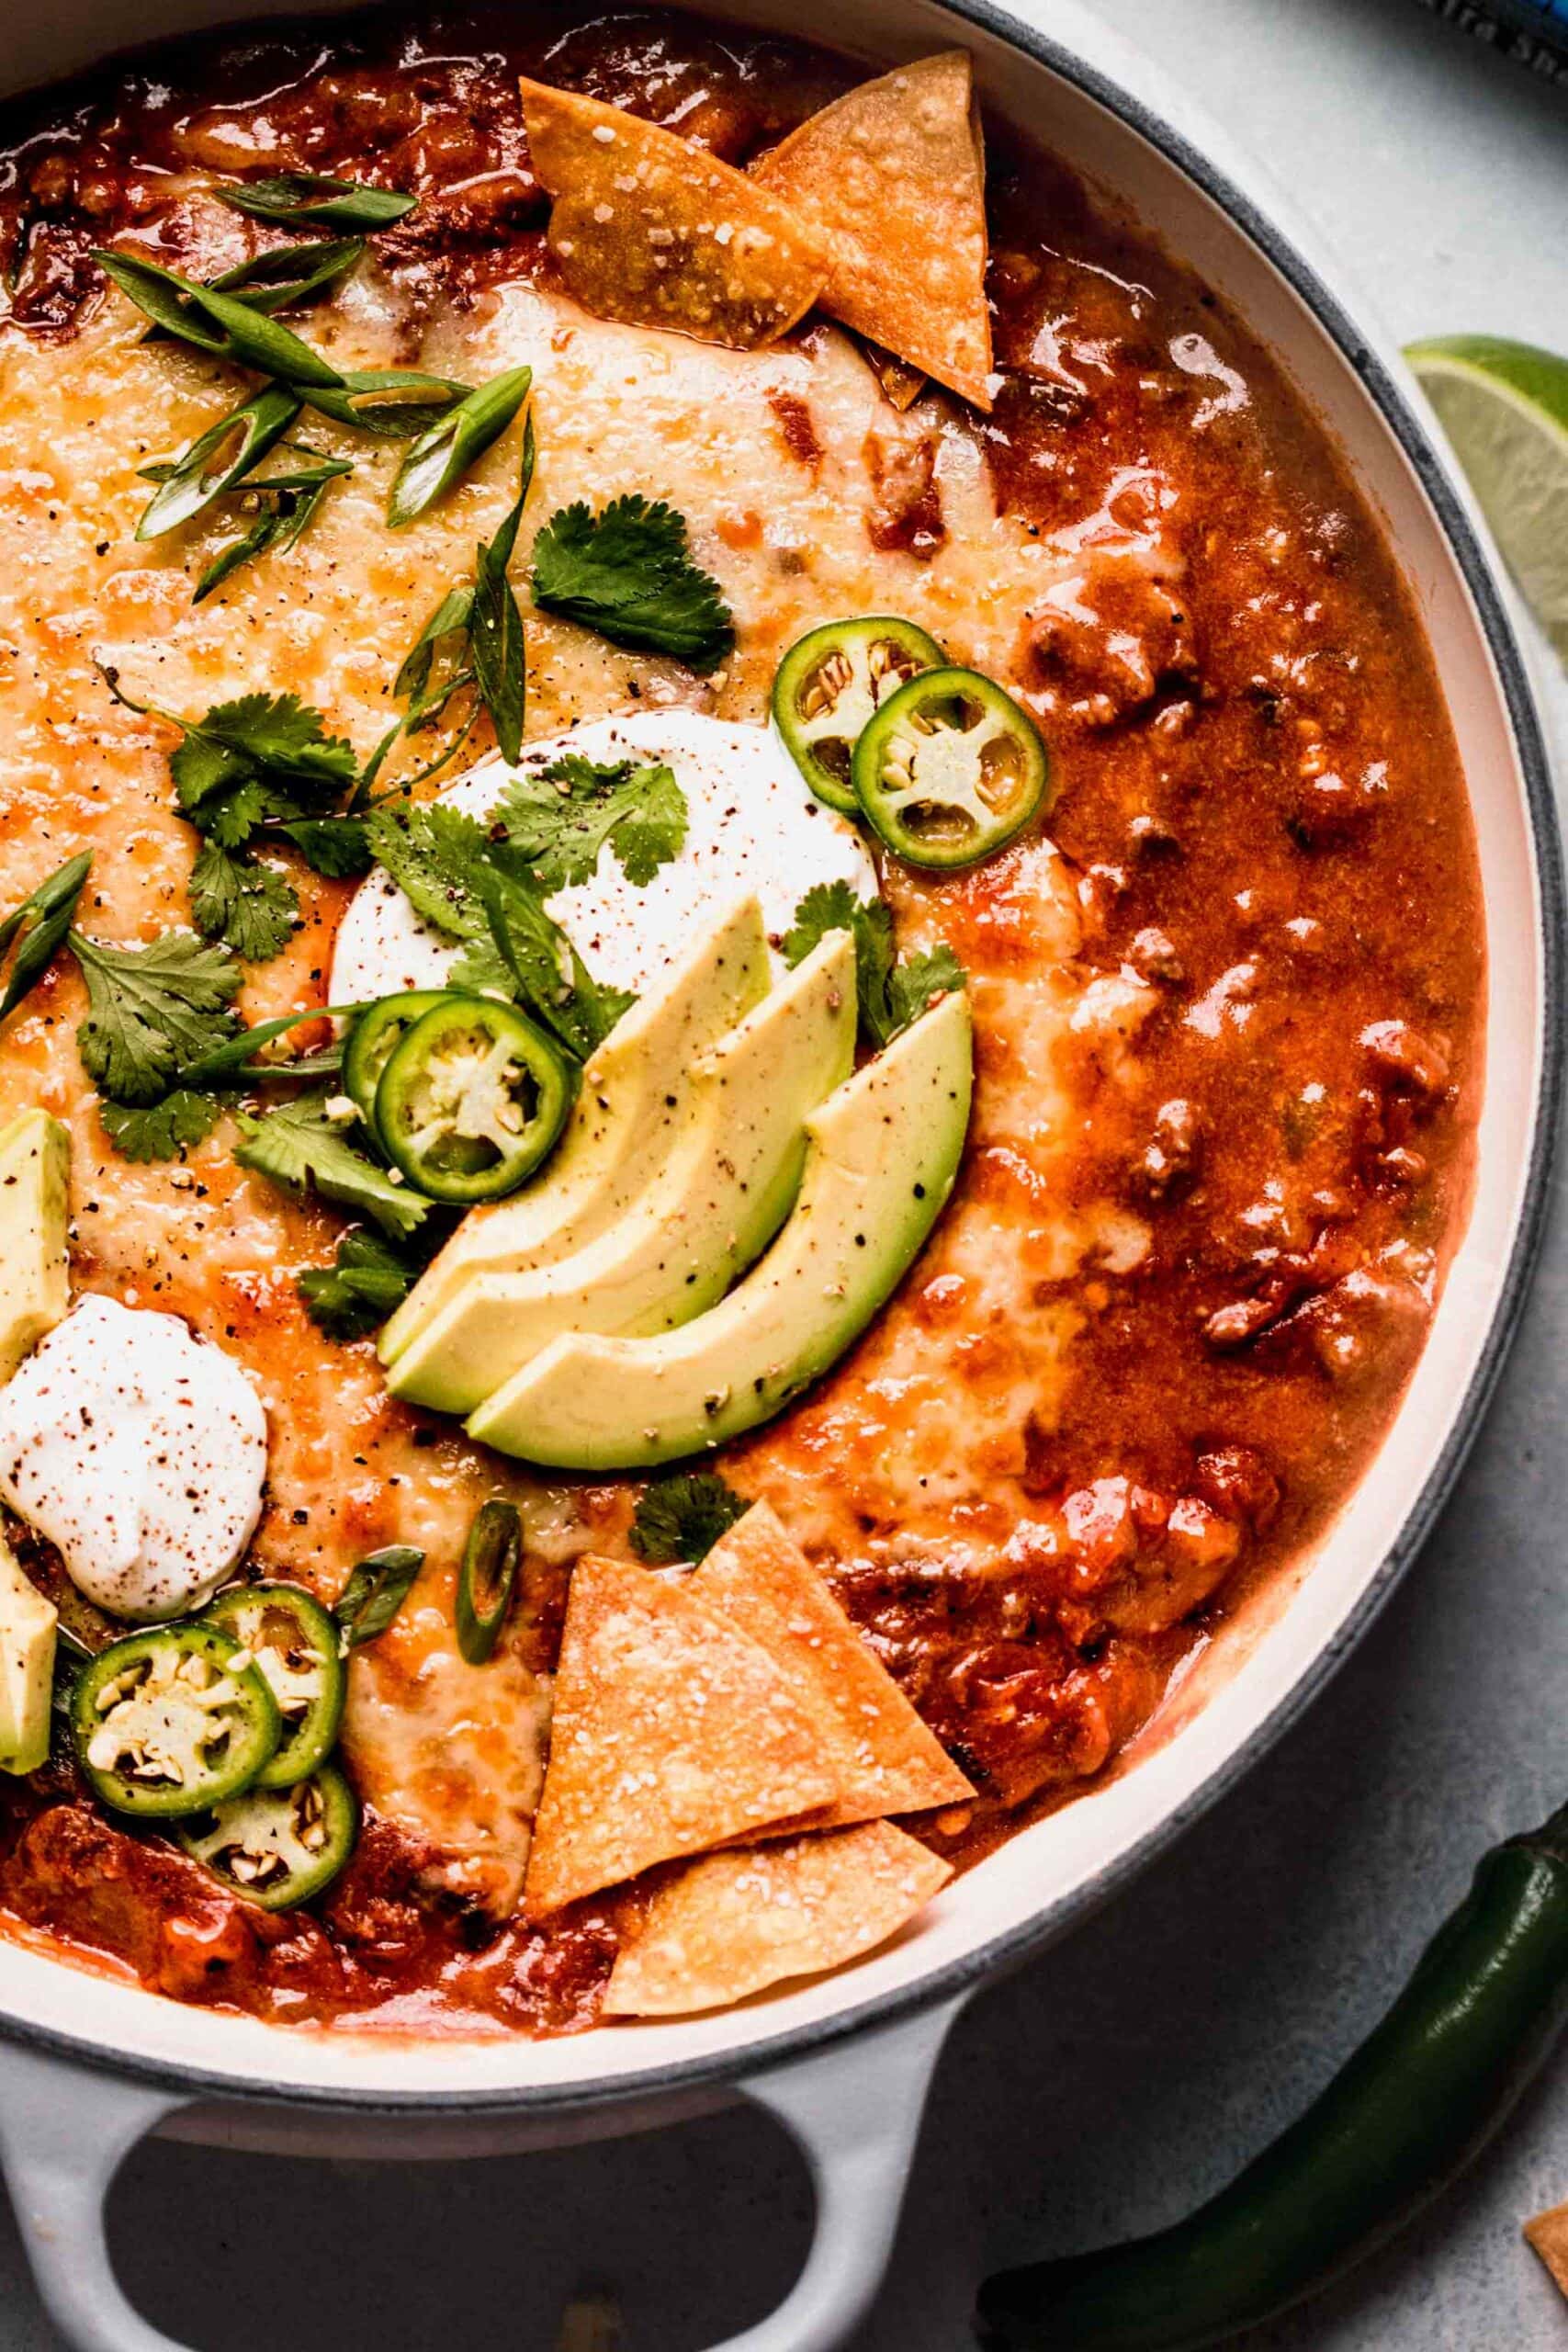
xmin=0 ymin=1108 xmax=70 ymax=1386
xmin=389 ymin=930 xmax=858 ymax=1415
xmin=0 ymin=1535 xmax=56 ymax=1776
xmin=379 ymin=895 xmax=772 ymax=1363
xmin=468 ymin=990 xmax=973 ymax=1468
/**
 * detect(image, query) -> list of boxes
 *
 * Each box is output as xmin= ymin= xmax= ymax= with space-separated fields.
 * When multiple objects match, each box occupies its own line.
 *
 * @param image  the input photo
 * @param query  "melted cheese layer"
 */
xmin=0 ymin=263 xmax=1166 ymax=1910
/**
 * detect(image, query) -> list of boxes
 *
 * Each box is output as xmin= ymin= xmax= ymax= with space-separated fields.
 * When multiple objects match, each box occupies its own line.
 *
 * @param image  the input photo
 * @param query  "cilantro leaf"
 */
xmin=783 ymin=879 xmax=865 ymax=967
xmin=234 ymin=1098 xmax=429 ymax=1238
xmin=531 ymin=495 xmax=733 ymax=672
xmin=497 ymin=755 xmax=687 ymax=891
xmin=447 ymin=935 xmax=514 ymax=998
xmin=170 ymin=691 xmax=356 ymax=840
xmin=299 ymin=1227 xmax=421 ymax=1340
xmin=784 ymin=881 xmax=894 ymax=1046
xmin=630 ymin=1473 xmax=749 ymax=1565
xmin=362 ymin=805 xmax=491 ymax=938
xmin=784 ymin=884 xmax=964 ymax=1050
xmin=182 ymin=766 xmax=272 ymax=851
xmin=99 ymin=1089 xmax=229 ymax=1162
xmin=276 ymin=817 xmax=373 ymax=878
xmin=846 ymin=896 xmax=899 ymax=1047
xmin=887 ymin=944 xmax=967 ymax=1035
xmin=189 ymin=842 xmax=299 ymax=961
xmin=362 ymin=806 xmax=632 ymax=1055
xmin=71 ymin=930 xmax=244 ymax=1106
xmin=100 ymin=665 xmax=360 ymax=876
xmin=472 ymin=859 xmax=634 ymax=1059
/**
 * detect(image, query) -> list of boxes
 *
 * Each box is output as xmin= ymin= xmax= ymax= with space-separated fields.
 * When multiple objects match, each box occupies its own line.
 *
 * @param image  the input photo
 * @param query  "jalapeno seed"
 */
xmin=772 ymin=616 xmax=945 ymax=812
xmin=343 ymin=989 xmax=457 ymax=1127
xmin=374 ymin=997 xmax=576 ymax=1204
xmin=203 ymin=1581 xmax=346 ymax=1789
xmin=177 ymin=1759 xmax=359 ymax=1910
xmin=852 ymin=664 xmax=1052 ymax=868
xmin=72 ymin=1623 xmax=281 ymax=1819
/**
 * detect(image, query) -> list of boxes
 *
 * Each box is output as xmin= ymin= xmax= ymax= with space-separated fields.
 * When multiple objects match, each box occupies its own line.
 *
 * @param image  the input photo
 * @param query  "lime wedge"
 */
xmin=1405 ymin=335 xmax=1568 ymax=663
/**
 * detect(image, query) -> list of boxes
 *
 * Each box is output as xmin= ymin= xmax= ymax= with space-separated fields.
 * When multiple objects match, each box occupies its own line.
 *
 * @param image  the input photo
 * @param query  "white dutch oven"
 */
xmin=0 ymin=3 xmax=1559 ymax=2347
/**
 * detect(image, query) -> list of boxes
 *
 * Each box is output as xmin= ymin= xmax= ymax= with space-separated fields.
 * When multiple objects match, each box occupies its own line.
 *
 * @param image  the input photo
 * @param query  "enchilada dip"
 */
xmin=0 ymin=7 xmax=1483 ymax=2034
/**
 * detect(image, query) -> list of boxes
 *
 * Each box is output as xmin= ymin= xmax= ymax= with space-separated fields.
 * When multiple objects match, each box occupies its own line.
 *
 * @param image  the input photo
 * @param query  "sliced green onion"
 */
xmin=206 ymin=236 xmax=367 ymax=314
xmin=175 ymin=1001 xmax=364 ymax=1090
xmin=215 ymin=173 xmax=417 ymax=232
xmin=387 ymin=365 xmax=533 ymax=529
xmin=490 ymin=408 xmax=537 ymax=572
xmin=301 ymin=368 xmax=472 ymax=439
xmin=95 ymin=249 xmax=229 ymax=350
xmin=95 ymin=249 xmax=345 ymax=390
xmin=137 ymin=244 xmax=365 ymax=349
xmin=136 ymin=383 xmax=302 ymax=540
xmin=332 ymin=1546 xmax=424 ymax=1652
xmin=248 ymin=447 xmax=356 ymax=497
xmin=190 ymin=279 xmax=346 ymax=389
xmin=470 ymin=531 xmax=525 ymax=763
xmin=393 ymin=584 xmax=476 ymax=699
xmin=0 ymin=851 xmax=93 ymax=1025
xmin=191 ymin=447 xmax=354 ymax=602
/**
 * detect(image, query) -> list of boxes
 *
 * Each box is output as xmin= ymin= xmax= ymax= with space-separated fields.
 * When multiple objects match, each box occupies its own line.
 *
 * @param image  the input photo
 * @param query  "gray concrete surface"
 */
xmin=4 ymin=0 xmax=1568 ymax=2342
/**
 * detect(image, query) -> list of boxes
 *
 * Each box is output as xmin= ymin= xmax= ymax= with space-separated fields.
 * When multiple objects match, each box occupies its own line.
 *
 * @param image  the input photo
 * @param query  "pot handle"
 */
xmin=0 ymin=2041 xmax=193 ymax=2352
xmin=710 ymin=1993 xmax=965 ymax=2352
xmin=0 ymin=1991 xmax=964 ymax=2352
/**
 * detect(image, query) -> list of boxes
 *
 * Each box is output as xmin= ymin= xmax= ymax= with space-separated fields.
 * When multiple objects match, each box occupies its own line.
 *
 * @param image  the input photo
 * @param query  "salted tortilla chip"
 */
xmin=520 ymin=78 xmax=826 ymax=350
xmin=523 ymin=1555 xmax=840 ymax=1917
xmin=605 ymin=1820 xmax=952 ymax=2015
xmin=1526 ymin=2199 xmax=1568 ymax=2298
xmin=693 ymin=1503 xmax=972 ymax=1828
xmin=749 ymin=52 xmax=992 ymax=409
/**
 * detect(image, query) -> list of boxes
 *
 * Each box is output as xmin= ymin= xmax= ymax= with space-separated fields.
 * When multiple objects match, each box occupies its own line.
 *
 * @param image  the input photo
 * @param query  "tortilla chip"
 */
xmin=605 ymin=1820 xmax=952 ymax=2015
xmin=523 ymin=1555 xmax=840 ymax=1916
xmin=693 ymin=1503 xmax=973 ymax=1828
xmin=749 ymin=52 xmax=992 ymax=409
xmin=1526 ymin=2199 xmax=1568 ymax=2298
xmin=520 ymin=78 xmax=826 ymax=349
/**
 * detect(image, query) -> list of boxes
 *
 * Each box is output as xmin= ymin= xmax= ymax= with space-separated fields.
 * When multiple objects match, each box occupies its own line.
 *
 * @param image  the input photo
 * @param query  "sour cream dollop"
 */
xmin=0 ymin=1295 xmax=268 ymax=1623
xmin=331 ymin=708 xmax=878 ymax=1003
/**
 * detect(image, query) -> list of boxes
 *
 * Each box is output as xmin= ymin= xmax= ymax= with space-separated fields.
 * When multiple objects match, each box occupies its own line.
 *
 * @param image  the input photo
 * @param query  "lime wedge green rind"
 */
xmin=1405 ymin=334 xmax=1568 ymax=663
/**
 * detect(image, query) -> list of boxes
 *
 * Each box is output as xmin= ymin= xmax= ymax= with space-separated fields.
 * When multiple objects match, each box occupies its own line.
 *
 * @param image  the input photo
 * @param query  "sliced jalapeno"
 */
xmin=203 ymin=1582 xmax=345 ymax=1789
xmin=457 ymin=1499 xmax=522 ymax=1665
xmin=73 ymin=1625 xmax=281 ymax=1819
xmin=375 ymin=996 xmax=575 ymax=1204
xmin=852 ymin=665 xmax=1052 ymax=868
xmin=176 ymin=1759 xmax=359 ymax=1910
xmin=343 ymin=989 xmax=455 ymax=1125
xmin=773 ymin=616 xmax=945 ymax=812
